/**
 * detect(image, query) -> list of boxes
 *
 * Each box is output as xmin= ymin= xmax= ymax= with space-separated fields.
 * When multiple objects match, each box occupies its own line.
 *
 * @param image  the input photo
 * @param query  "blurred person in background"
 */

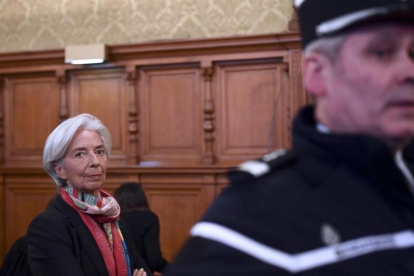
xmin=115 ymin=182 xmax=169 ymax=274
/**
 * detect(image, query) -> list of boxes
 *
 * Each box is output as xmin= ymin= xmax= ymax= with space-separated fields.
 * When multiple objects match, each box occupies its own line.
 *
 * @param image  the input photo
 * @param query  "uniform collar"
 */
xmin=293 ymin=105 xmax=411 ymax=186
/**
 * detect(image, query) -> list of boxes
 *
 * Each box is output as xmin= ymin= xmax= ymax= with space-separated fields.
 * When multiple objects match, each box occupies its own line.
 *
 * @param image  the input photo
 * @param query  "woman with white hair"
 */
xmin=27 ymin=114 xmax=151 ymax=276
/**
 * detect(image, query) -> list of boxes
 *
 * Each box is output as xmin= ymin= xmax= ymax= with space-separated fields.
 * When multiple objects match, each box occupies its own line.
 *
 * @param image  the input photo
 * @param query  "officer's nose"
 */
xmin=397 ymin=51 xmax=414 ymax=85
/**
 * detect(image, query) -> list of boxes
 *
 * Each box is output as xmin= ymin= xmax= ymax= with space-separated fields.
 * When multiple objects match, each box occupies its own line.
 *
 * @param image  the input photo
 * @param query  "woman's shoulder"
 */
xmin=29 ymin=207 xmax=61 ymax=229
xmin=28 ymin=196 xmax=72 ymax=231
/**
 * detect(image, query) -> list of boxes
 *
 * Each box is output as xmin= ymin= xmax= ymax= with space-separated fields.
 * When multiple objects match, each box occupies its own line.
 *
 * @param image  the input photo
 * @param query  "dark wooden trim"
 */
xmin=0 ymin=33 xmax=301 ymax=70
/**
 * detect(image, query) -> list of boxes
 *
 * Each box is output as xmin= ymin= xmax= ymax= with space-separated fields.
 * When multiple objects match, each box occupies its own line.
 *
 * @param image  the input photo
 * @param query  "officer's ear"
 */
xmin=303 ymin=52 xmax=331 ymax=97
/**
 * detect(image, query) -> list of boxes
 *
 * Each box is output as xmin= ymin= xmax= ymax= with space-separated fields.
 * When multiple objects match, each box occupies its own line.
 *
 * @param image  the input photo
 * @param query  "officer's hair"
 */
xmin=304 ymin=34 xmax=347 ymax=62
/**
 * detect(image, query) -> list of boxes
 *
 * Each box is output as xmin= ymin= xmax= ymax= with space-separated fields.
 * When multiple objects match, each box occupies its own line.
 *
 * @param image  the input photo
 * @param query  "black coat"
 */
xmin=27 ymin=194 xmax=153 ymax=276
xmin=165 ymin=105 xmax=414 ymax=276
xmin=121 ymin=210 xmax=169 ymax=272
xmin=0 ymin=237 xmax=33 ymax=276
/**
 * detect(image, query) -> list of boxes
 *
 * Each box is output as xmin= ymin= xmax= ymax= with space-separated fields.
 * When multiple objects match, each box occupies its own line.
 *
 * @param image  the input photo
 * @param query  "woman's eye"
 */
xmin=96 ymin=149 xmax=105 ymax=155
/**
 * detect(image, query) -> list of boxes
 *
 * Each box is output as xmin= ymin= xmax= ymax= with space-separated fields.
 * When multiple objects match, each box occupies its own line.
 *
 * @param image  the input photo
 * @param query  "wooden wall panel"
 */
xmin=4 ymin=74 xmax=60 ymax=167
xmin=144 ymin=185 xmax=205 ymax=261
xmin=69 ymin=69 xmax=128 ymax=166
xmin=140 ymin=174 xmax=215 ymax=261
xmin=140 ymin=66 xmax=202 ymax=166
xmin=288 ymin=50 xmax=310 ymax=124
xmin=4 ymin=176 xmax=56 ymax=251
xmin=0 ymin=34 xmax=304 ymax=266
xmin=99 ymin=172 xmax=137 ymax=194
xmin=216 ymin=61 xmax=290 ymax=165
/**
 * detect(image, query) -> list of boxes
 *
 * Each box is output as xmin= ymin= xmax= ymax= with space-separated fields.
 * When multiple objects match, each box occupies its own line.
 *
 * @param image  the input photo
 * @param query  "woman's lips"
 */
xmin=87 ymin=174 xmax=102 ymax=180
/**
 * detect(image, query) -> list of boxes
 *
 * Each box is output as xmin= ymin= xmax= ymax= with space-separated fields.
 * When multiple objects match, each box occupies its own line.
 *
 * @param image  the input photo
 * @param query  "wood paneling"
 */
xmin=0 ymin=33 xmax=306 ymax=266
xmin=100 ymin=173 xmax=135 ymax=194
xmin=140 ymin=66 xmax=202 ymax=166
xmin=3 ymin=74 xmax=60 ymax=167
xmin=216 ymin=60 xmax=290 ymax=164
xmin=69 ymin=68 xmax=128 ymax=166
xmin=4 ymin=177 xmax=56 ymax=250
xmin=139 ymin=173 xmax=216 ymax=261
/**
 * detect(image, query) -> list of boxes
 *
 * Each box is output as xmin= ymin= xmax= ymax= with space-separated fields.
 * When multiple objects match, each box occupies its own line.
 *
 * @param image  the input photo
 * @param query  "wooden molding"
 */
xmin=0 ymin=34 xmax=301 ymax=71
xmin=125 ymin=65 xmax=140 ymax=165
xmin=201 ymin=66 xmax=216 ymax=165
xmin=0 ymin=34 xmax=306 ymax=265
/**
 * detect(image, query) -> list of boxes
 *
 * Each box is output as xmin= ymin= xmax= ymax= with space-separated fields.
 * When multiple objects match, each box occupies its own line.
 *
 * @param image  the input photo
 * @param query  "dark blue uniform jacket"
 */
xmin=165 ymin=105 xmax=414 ymax=276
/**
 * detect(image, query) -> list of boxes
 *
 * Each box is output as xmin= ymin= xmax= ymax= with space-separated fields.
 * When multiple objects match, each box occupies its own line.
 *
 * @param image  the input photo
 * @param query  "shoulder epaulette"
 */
xmin=228 ymin=149 xmax=296 ymax=185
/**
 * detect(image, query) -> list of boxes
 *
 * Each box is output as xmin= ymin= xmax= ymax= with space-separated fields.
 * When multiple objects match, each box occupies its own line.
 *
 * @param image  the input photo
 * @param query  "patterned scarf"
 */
xmin=60 ymin=186 xmax=131 ymax=276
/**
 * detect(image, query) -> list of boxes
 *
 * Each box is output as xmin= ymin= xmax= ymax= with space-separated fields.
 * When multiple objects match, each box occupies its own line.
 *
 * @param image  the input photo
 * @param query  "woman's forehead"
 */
xmin=68 ymin=130 xmax=103 ymax=149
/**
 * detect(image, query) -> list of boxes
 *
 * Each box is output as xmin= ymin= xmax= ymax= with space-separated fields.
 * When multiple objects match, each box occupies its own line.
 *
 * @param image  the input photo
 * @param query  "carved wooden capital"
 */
xmin=125 ymin=65 xmax=138 ymax=84
xmin=202 ymin=67 xmax=214 ymax=82
xmin=56 ymin=69 xmax=67 ymax=85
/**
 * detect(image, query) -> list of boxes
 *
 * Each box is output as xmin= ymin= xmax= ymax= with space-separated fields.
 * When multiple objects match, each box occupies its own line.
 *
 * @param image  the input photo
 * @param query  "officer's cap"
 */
xmin=295 ymin=0 xmax=414 ymax=49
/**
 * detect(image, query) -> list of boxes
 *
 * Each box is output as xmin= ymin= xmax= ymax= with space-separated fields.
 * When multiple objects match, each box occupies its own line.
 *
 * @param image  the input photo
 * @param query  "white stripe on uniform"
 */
xmin=190 ymin=222 xmax=414 ymax=273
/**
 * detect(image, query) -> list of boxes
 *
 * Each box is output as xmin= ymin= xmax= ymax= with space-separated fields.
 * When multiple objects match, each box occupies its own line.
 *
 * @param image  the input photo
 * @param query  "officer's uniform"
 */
xmin=164 ymin=106 xmax=414 ymax=275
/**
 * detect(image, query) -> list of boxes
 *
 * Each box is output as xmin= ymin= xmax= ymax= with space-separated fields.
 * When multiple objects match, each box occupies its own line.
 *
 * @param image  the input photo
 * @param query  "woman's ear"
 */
xmin=303 ymin=52 xmax=331 ymax=97
xmin=54 ymin=163 xmax=67 ymax=180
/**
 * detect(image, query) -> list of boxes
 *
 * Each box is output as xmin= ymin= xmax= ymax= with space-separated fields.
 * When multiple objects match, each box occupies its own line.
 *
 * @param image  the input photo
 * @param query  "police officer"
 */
xmin=164 ymin=0 xmax=414 ymax=275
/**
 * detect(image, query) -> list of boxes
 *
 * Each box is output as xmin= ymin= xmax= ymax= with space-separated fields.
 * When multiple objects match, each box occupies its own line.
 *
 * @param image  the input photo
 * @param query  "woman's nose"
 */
xmin=89 ymin=152 xmax=99 ymax=166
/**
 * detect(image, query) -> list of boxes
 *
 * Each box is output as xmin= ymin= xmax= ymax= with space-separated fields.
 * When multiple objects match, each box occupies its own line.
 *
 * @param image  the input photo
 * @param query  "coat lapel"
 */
xmin=53 ymin=195 xmax=109 ymax=276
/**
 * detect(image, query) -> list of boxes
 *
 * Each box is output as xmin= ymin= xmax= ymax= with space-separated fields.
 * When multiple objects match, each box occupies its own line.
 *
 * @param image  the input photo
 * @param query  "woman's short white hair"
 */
xmin=43 ymin=114 xmax=112 ymax=186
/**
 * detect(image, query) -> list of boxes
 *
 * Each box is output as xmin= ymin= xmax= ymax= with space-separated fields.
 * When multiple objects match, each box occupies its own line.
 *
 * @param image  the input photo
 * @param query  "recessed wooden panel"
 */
xmin=0 ymin=34 xmax=305 ymax=266
xmin=216 ymin=61 xmax=290 ymax=164
xmin=69 ymin=69 xmax=127 ymax=166
xmin=140 ymin=66 xmax=202 ymax=165
xmin=143 ymin=184 xmax=205 ymax=262
xmin=100 ymin=172 xmax=136 ymax=195
xmin=4 ymin=74 xmax=60 ymax=167
xmin=5 ymin=178 xmax=57 ymax=253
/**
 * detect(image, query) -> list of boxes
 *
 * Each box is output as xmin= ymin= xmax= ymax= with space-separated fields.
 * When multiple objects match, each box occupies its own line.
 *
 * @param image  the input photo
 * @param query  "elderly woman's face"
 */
xmin=54 ymin=130 xmax=107 ymax=196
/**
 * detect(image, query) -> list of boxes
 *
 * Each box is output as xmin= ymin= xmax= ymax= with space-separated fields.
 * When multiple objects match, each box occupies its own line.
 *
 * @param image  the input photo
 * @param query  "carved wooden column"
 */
xmin=125 ymin=65 xmax=139 ymax=165
xmin=56 ymin=69 xmax=69 ymax=123
xmin=284 ymin=50 xmax=306 ymax=147
xmin=280 ymin=61 xmax=293 ymax=148
xmin=201 ymin=66 xmax=216 ymax=165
